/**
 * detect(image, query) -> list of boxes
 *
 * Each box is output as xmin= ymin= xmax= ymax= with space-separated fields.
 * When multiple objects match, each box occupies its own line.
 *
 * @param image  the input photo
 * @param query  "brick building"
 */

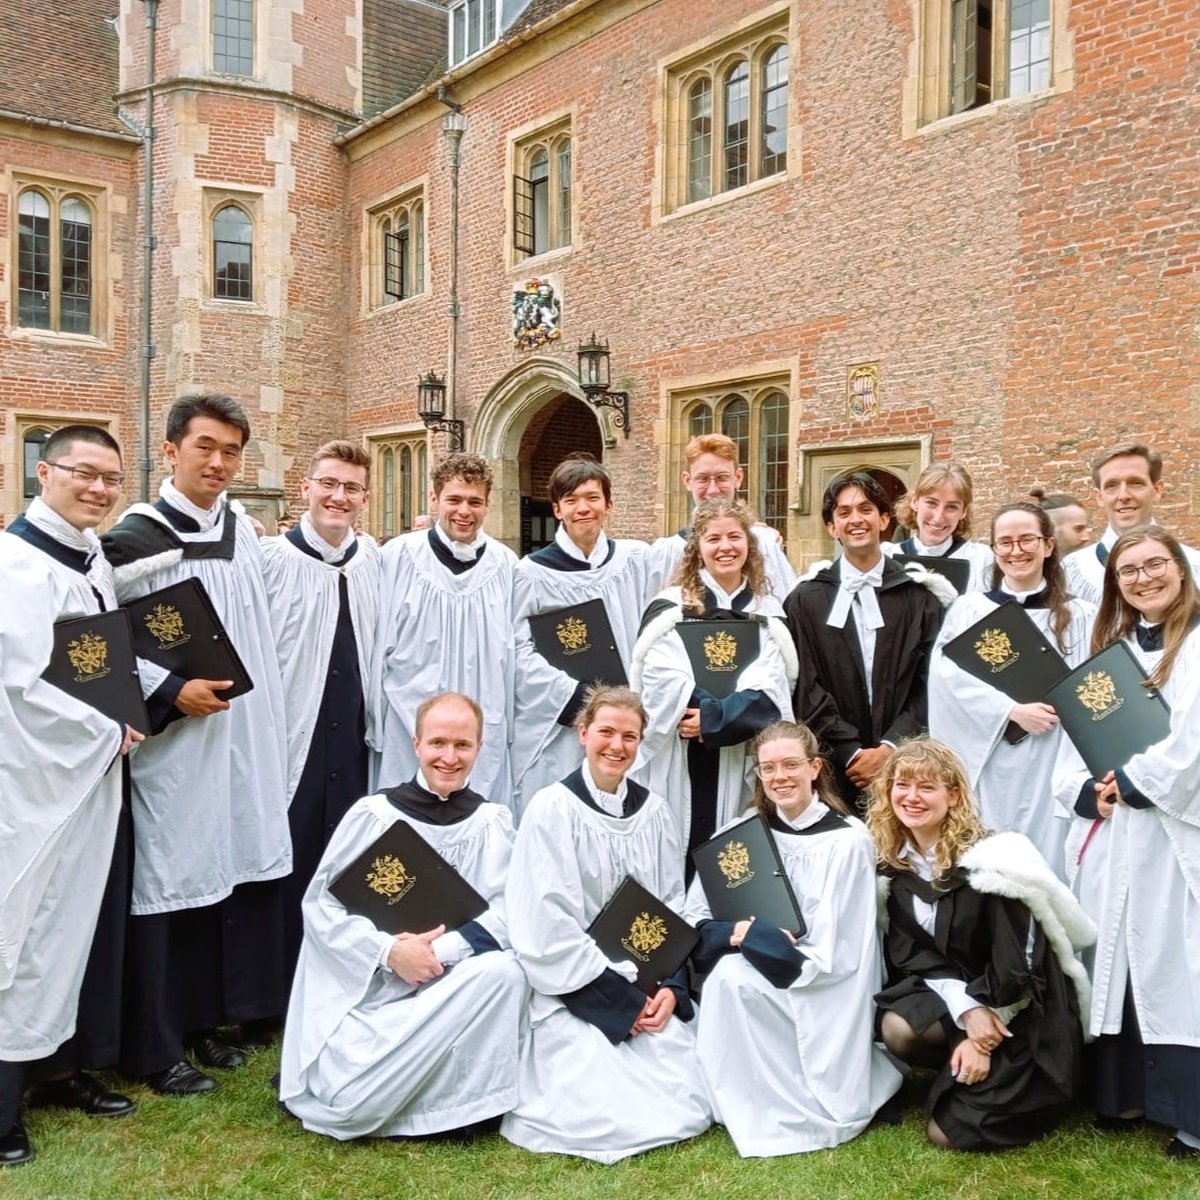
xmin=2 ymin=0 xmax=1198 ymax=563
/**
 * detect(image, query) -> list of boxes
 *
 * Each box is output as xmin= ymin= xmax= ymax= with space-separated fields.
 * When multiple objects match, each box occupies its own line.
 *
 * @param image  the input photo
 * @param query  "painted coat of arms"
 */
xmin=512 ymin=278 xmax=562 ymax=350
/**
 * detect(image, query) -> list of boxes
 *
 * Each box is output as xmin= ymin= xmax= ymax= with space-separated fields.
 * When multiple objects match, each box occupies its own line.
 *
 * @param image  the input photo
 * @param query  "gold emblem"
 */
xmin=621 ymin=911 xmax=669 ymax=962
xmin=1077 ymin=670 xmax=1123 ymax=721
xmin=144 ymin=603 xmax=190 ymax=650
xmin=67 ymin=631 xmax=110 ymax=683
xmin=556 ymin=615 xmax=590 ymax=656
xmin=716 ymin=840 xmax=755 ymax=889
xmin=365 ymin=854 xmax=416 ymax=905
xmin=974 ymin=627 xmax=1019 ymax=672
xmin=704 ymin=630 xmax=739 ymax=672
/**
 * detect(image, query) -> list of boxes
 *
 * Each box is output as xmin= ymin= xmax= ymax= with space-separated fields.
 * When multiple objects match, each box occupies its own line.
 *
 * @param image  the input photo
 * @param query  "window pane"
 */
xmin=687 ymin=78 xmax=712 ymax=204
xmin=687 ymin=404 xmax=713 ymax=438
xmin=413 ymin=204 xmax=425 ymax=294
xmin=417 ymin=443 xmax=428 ymax=516
xmin=556 ymin=138 xmax=571 ymax=247
xmin=400 ymin=446 xmax=412 ymax=531
xmin=757 ymin=392 xmax=789 ymax=535
xmin=468 ymin=0 xmax=482 ymax=55
xmin=23 ymin=428 xmax=52 ymax=500
xmin=719 ymin=395 xmax=749 ymax=499
xmin=452 ymin=6 xmax=466 ymax=64
xmin=213 ymin=204 xmax=253 ymax=300
xmin=213 ymin=0 xmax=254 ymax=76
xmin=397 ymin=211 xmax=411 ymax=299
xmin=760 ymin=45 xmax=789 ymax=177
xmin=723 ymin=61 xmax=750 ymax=191
xmin=382 ymin=449 xmax=395 ymax=537
xmin=1009 ymin=0 xmax=1051 ymax=98
xmin=530 ymin=148 xmax=549 ymax=256
xmin=17 ymin=190 xmax=51 ymax=329
xmin=60 ymin=198 xmax=93 ymax=334
xmin=483 ymin=0 xmax=496 ymax=43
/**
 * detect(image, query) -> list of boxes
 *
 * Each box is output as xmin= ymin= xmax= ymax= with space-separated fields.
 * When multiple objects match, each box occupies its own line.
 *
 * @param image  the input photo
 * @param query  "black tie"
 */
xmin=1096 ymin=543 xmax=1109 ymax=566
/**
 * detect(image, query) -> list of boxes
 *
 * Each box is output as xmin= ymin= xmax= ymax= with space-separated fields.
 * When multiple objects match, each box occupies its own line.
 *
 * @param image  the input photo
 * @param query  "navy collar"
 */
xmin=898 ymin=535 xmax=965 ymax=557
xmin=766 ymin=807 xmax=848 ymax=837
xmin=285 ymin=522 xmax=358 ymax=566
xmin=154 ymin=496 xmax=204 ymax=533
xmin=384 ymin=778 xmax=485 ymax=825
xmin=6 ymin=514 xmax=91 ymax=575
xmin=560 ymin=765 xmax=649 ymax=819
xmin=984 ymin=587 xmax=1050 ymax=610
xmin=426 ymin=526 xmax=485 ymax=575
xmin=1135 ymin=623 xmax=1164 ymax=652
xmin=528 ymin=537 xmax=616 ymax=572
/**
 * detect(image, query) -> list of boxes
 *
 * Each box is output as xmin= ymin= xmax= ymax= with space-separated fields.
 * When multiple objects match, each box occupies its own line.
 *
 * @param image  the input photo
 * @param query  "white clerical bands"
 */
xmin=826 ymin=572 xmax=885 ymax=631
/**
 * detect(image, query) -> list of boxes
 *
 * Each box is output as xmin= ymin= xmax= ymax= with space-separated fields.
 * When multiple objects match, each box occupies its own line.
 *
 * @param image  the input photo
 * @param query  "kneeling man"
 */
xmin=279 ymin=692 xmax=527 ymax=1140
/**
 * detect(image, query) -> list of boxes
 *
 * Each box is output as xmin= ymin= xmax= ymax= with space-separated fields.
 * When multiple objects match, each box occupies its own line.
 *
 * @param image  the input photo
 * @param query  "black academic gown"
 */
xmin=783 ymin=558 xmax=943 ymax=812
xmin=876 ymin=868 xmax=1082 ymax=1151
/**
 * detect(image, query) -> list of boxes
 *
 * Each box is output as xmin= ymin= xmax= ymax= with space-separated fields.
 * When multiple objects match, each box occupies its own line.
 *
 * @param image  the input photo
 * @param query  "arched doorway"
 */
xmin=517 ymin=395 xmax=604 ymax=555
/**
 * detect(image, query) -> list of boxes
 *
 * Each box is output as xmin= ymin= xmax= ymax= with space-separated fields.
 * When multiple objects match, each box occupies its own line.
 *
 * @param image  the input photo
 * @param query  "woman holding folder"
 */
xmin=632 ymin=499 xmax=796 ymax=870
xmin=1053 ymin=528 xmax=1200 ymax=1160
xmin=684 ymin=721 xmax=902 ymax=1156
xmin=928 ymin=502 xmax=1093 ymax=875
xmin=501 ymin=686 xmax=711 ymax=1163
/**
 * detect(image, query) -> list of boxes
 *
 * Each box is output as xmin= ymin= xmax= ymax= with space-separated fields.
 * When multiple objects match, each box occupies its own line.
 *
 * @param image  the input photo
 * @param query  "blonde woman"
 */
xmin=868 ymin=740 xmax=1093 ymax=1152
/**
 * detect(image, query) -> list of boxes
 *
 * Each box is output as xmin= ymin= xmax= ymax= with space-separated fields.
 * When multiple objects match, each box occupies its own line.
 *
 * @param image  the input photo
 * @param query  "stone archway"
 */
xmin=474 ymin=356 xmax=608 ymax=550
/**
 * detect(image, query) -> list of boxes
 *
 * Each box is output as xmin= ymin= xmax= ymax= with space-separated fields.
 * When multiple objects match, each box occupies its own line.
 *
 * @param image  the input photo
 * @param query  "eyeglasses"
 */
xmin=755 ymin=758 xmax=810 ymax=779
xmin=1116 ymin=556 xmax=1173 ymax=582
xmin=991 ymin=534 xmax=1046 ymax=555
xmin=308 ymin=476 xmax=367 ymax=498
xmin=689 ymin=473 xmax=736 ymax=487
xmin=45 ymin=461 xmax=124 ymax=489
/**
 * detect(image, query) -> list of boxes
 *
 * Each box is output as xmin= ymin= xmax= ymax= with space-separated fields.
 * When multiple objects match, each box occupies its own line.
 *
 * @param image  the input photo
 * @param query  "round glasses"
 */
xmin=755 ymin=757 xmax=810 ymax=779
xmin=1115 ymin=556 xmax=1173 ymax=583
xmin=308 ymin=476 xmax=366 ymax=498
xmin=991 ymin=533 xmax=1046 ymax=555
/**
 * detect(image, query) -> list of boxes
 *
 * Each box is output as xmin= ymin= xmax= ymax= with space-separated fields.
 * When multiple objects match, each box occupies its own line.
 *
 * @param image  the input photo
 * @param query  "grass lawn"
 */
xmin=5 ymin=1047 xmax=1197 ymax=1200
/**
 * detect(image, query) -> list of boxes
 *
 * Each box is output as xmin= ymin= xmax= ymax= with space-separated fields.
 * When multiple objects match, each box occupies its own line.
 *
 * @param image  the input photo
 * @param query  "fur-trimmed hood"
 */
xmin=798 ymin=556 xmax=958 ymax=608
xmin=107 ymin=498 xmax=245 ymax=590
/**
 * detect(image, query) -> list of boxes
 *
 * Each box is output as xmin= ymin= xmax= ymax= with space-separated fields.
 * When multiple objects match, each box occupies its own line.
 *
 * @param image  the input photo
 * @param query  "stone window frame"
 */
xmin=202 ymin=186 xmax=263 ymax=309
xmin=659 ymin=7 xmax=792 ymax=219
xmin=367 ymin=185 xmax=427 ymax=311
xmin=9 ymin=172 xmax=110 ymax=344
xmin=904 ymin=0 xmax=1074 ymax=136
xmin=665 ymin=371 xmax=793 ymax=539
xmin=5 ymin=411 xmax=119 ymax=520
xmin=510 ymin=115 xmax=573 ymax=264
xmin=368 ymin=430 xmax=428 ymax=540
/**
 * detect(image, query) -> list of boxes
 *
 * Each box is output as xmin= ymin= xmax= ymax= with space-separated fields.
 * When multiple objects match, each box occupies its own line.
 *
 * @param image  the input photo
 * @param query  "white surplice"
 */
xmin=501 ymin=777 xmax=712 ymax=1163
xmin=1053 ymin=629 xmax=1200 ymax=1046
xmin=684 ymin=804 xmax=902 ymax=1156
xmin=280 ymin=793 xmax=526 ymax=1138
xmin=0 ymin=532 xmax=124 ymax=1059
xmin=930 ymin=591 xmax=1094 ymax=878
xmin=644 ymin=525 xmax=797 ymax=605
xmin=260 ymin=532 xmax=382 ymax=802
xmin=509 ymin=536 xmax=647 ymax=817
xmin=630 ymin=588 xmax=797 ymax=852
xmin=372 ymin=530 xmax=517 ymax=803
xmin=109 ymin=499 xmax=291 ymax=913
xmin=883 ymin=535 xmax=995 ymax=593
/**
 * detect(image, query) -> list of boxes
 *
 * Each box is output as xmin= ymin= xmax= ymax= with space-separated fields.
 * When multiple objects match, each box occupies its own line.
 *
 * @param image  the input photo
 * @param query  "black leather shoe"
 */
xmin=0 ymin=1121 xmax=33 ymax=1167
xmin=188 ymin=1034 xmax=247 ymax=1071
xmin=1166 ymin=1137 xmax=1200 ymax=1159
xmin=237 ymin=1017 xmax=282 ymax=1050
xmin=144 ymin=1060 xmax=219 ymax=1095
xmin=28 ymin=1072 xmax=137 ymax=1118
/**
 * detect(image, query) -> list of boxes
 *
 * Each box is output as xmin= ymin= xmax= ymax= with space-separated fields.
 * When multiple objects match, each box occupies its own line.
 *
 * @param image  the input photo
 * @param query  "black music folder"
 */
xmin=124 ymin=578 xmax=253 ymax=700
xmin=528 ymin=597 xmax=628 ymax=687
xmin=1045 ymin=642 xmax=1172 ymax=779
xmin=43 ymin=609 xmax=149 ymax=733
xmin=329 ymin=819 xmax=488 ymax=936
xmin=894 ymin=553 xmax=971 ymax=595
xmin=942 ymin=601 xmax=1069 ymax=745
xmin=587 ymin=876 xmax=698 ymax=996
xmin=675 ymin=618 xmax=761 ymax=700
xmin=691 ymin=813 xmax=806 ymax=937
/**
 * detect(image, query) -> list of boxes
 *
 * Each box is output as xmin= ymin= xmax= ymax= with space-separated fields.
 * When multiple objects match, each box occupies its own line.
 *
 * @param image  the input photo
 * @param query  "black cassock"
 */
xmin=876 ymin=868 xmax=1083 ymax=1151
xmin=783 ymin=558 xmax=943 ymax=812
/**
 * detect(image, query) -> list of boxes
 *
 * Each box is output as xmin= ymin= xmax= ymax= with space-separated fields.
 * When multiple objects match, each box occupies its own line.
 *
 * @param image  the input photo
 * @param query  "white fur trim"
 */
xmin=960 ymin=831 xmax=1097 ymax=1029
xmin=765 ymin=616 xmax=799 ymax=688
xmin=900 ymin=561 xmax=959 ymax=608
xmin=798 ymin=559 xmax=833 ymax=584
xmin=111 ymin=547 xmax=184 ymax=589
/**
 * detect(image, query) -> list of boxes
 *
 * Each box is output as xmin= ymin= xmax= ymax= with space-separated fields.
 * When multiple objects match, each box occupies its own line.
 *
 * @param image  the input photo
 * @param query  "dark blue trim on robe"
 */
xmin=528 ymin=538 xmax=617 ymax=571
xmin=1113 ymin=768 xmax=1153 ymax=809
xmin=560 ymin=968 xmax=647 ymax=1045
xmin=1135 ymin=623 xmax=1164 ymax=652
xmin=692 ymin=920 xmax=738 ymax=975
xmin=984 ymin=588 xmax=1050 ymax=610
xmin=459 ymin=921 xmax=501 ymax=956
xmin=559 ymin=765 xmax=649 ymax=818
xmin=740 ymin=917 xmax=806 ymax=988
xmin=427 ymin=527 xmax=486 ymax=575
xmin=1074 ymin=781 xmax=1101 ymax=819
xmin=899 ymin=535 xmax=965 ymax=557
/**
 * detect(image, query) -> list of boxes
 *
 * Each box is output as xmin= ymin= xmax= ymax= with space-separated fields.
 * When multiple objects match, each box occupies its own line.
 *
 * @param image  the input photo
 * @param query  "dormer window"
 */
xmin=449 ymin=0 xmax=499 ymax=67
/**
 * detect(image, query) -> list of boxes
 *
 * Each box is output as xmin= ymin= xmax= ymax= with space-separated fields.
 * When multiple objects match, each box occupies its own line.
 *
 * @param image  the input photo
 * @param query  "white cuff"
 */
xmin=432 ymin=931 xmax=471 ymax=966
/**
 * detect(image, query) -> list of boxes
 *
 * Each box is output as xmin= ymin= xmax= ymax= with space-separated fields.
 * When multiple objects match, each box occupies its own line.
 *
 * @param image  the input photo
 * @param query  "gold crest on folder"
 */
xmin=704 ymin=630 xmax=739 ymax=672
xmin=716 ymin=840 xmax=755 ymax=889
xmin=67 ymin=631 xmax=110 ymax=682
xmin=621 ymin=912 xmax=669 ymax=962
xmin=974 ymin=627 xmax=1019 ymax=672
xmin=1077 ymin=670 xmax=1123 ymax=721
xmin=144 ymin=603 xmax=190 ymax=650
xmin=365 ymin=854 xmax=416 ymax=905
xmin=556 ymin=615 xmax=590 ymax=655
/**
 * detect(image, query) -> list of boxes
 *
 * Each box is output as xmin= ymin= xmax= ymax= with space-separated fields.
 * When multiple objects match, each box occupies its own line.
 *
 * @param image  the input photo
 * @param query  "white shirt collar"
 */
xmin=910 ymin=534 xmax=953 ymax=556
xmin=581 ymin=759 xmax=627 ymax=818
xmin=998 ymin=577 xmax=1046 ymax=601
xmin=434 ymin=519 xmax=486 ymax=562
xmin=900 ymin=840 xmax=936 ymax=881
xmin=299 ymin=512 xmax=355 ymax=564
xmin=23 ymin=495 xmax=101 ymax=558
xmin=416 ymin=768 xmax=462 ymax=801
xmin=160 ymin=477 xmax=226 ymax=532
xmin=774 ymin=798 xmax=828 ymax=831
xmin=699 ymin=567 xmax=748 ymax=609
xmin=1100 ymin=526 xmax=1120 ymax=550
xmin=840 ymin=555 xmax=885 ymax=587
xmin=554 ymin=522 xmax=609 ymax=568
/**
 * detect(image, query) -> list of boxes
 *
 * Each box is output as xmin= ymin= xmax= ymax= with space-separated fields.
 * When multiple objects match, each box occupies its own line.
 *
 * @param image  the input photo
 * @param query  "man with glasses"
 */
xmin=1064 ymin=442 xmax=1200 ymax=604
xmin=644 ymin=434 xmax=797 ymax=603
xmin=261 ymin=441 xmax=381 ymax=977
xmin=0 ymin=426 xmax=143 ymax=1166
xmin=102 ymin=394 xmax=292 ymax=1096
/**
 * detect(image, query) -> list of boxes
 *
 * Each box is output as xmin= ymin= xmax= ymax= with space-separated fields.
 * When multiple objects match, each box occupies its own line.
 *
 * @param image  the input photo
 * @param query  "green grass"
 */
xmin=5 ymin=1048 xmax=1197 ymax=1200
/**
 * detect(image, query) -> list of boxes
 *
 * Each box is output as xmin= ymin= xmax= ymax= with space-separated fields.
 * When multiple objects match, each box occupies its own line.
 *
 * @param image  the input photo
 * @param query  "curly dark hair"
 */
xmin=673 ymin=498 xmax=767 ymax=611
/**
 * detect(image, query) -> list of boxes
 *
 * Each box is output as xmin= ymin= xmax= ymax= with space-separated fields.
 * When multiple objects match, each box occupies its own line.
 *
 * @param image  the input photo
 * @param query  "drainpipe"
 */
xmin=138 ymin=0 xmax=158 ymax=501
xmin=440 ymin=96 xmax=467 ymax=431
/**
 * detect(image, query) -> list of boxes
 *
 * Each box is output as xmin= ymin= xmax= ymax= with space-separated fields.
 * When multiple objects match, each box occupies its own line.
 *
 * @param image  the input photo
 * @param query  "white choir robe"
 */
xmin=684 ymin=804 xmax=902 ymax=1156
xmin=929 ymin=593 xmax=1094 ymax=878
xmin=1063 ymin=535 xmax=1200 ymax=607
xmin=0 ymin=534 xmax=124 ymax=1059
xmin=372 ymin=531 xmax=517 ymax=802
xmin=883 ymin=536 xmax=995 ymax=593
xmin=631 ymin=589 xmax=796 ymax=852
xmin=1052 ymin=629 xmax=1200 ymax=1047
xmin=501 ymin=779 xmax=712 ymax=1163
xmin=645 ymin=525 xmax=797 ymax=605
xmin=260 ymin=532 xmax=382 ymax=801
xmin=509 ymin=539 xmax=647 ymax=817
xmin=109 ymin=503 xmax=291 ymax=913
xmin=280 ymin=794 xmax=527 ymax=1138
